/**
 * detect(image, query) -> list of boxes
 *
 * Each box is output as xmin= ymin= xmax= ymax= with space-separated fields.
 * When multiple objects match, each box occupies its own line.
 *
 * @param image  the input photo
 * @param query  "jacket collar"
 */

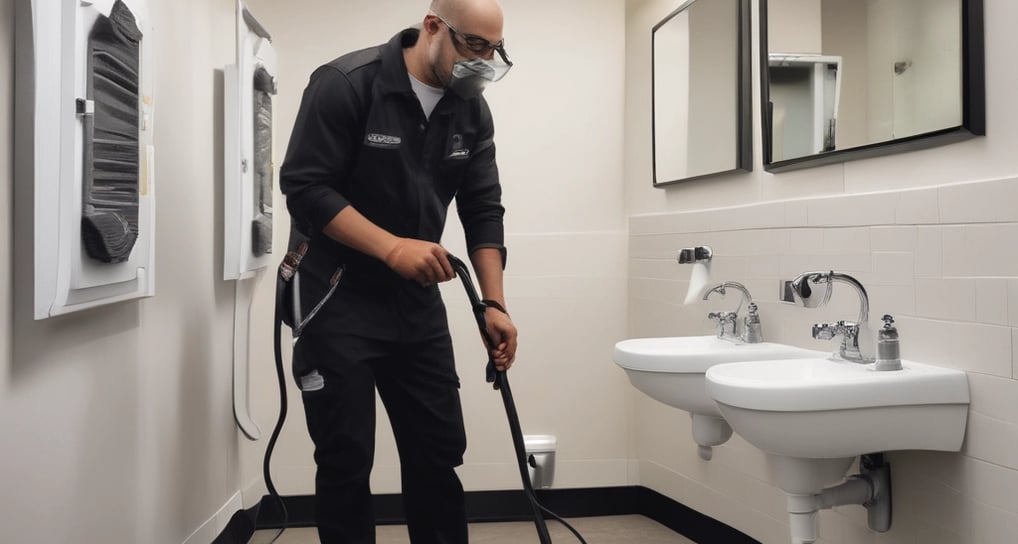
xmin=377 ymin=28 xmax=424 ymax=98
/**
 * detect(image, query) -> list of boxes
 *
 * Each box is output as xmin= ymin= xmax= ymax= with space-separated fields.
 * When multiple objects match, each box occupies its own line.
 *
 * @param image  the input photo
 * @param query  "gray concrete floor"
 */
xmin=250 ymin=515 xmax=697 ymax=543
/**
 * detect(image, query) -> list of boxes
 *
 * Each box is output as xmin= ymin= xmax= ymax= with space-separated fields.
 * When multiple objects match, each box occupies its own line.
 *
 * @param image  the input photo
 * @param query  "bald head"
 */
xmin=429 ymin=0 xmax=504 ymax=43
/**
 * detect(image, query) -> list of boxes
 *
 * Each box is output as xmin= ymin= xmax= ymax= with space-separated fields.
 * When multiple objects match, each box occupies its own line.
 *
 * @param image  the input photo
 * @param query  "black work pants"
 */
xmin=295 ymin=331 xmax=468 ymax=544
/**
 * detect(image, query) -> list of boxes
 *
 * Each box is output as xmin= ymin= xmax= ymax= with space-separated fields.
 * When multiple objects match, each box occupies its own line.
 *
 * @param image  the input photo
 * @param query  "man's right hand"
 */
xmin=322 ymin=208 xmax=455 ymax=287
xmin=384 ymin=238 xmax=455 ymax=286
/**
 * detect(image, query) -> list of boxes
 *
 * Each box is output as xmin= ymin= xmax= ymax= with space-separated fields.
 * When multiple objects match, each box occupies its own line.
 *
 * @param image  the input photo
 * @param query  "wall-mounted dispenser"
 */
xmin=677 ymin=245 xmax=712 ymax=304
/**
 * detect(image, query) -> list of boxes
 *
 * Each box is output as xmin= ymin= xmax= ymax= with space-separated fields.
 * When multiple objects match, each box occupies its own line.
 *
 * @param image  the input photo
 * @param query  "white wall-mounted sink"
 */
xmin=705 ymin=356 xmax=970 ymax=543
xmin=705 ymin=357 xmax=970 ymax=461
xmin=613 ymin=336 xmax=823 ymax=459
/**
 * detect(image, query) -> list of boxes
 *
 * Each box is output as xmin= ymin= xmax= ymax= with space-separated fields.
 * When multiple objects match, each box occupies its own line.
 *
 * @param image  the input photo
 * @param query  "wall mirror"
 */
xmin=761 ymin=0 xmax=985 ymax=172
xmin=653 ymin=0 xmax=751 ymax=187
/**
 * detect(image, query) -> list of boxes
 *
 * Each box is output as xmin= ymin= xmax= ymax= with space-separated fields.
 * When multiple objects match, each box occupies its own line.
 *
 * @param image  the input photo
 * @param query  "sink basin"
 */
xmin=707 ymin=356 xmax=969 ymax=543
xmin=705 ymin=357 xmax=970 ymax=461
xmin=614 ymin=336 xmax=824 ymax=415
xmin=613 ymin=336 xmax=823 ymax=459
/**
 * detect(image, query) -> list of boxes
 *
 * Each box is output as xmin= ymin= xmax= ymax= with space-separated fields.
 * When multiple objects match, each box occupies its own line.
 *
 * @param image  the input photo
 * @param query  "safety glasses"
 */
xmin=433 ymin=13 xmax=513 ymax=80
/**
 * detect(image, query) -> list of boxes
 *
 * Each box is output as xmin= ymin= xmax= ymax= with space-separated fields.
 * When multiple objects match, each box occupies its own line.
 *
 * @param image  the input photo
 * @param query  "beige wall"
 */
xmin=1 ymin=0 xmax=11 ymax=391
xmin=821 ymin=0 xmax=869 ymax=150
xmin=768 ymin=0 xmax=822 ymax=54
xmin=653 ymin=11 xmax=691 ymax=181
xmin=866 ymin=0 xmax=962 ymax=144
xmin=890 ymin=0 xmax=963 ymax=137
xmin=687 ymin=0 xmax=740 ymax=176
xmin=625 ymin=0 xmax=1018 ymax=542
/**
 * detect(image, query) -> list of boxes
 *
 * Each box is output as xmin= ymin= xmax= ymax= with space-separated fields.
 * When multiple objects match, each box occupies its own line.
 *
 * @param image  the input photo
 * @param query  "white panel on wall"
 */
xmin=15 ymin=0 xmax=156 ymax=319
xmin=224 ymin=1 xmax=277 ymax=280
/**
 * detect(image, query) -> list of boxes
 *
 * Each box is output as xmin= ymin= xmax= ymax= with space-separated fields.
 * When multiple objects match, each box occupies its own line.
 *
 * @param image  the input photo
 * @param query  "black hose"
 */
xmin=447 ymin=254 xmax=586 ymax=544
xmin=262 ymin=277 xmax=290 ymax=544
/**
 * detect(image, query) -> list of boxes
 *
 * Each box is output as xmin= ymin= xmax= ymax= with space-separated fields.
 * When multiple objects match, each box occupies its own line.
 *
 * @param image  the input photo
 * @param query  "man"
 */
xmin=278 ymin=0 xmax=517 ymax=542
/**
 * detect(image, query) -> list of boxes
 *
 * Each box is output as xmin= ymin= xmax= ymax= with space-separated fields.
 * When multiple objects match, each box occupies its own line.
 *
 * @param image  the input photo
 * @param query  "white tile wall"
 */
xmin=1008 ymin=280 xmax=1018 ymax=327
xmin=895 ymin=188 xmax=940 ymax=225
xmin=915 ymin=278 xmax=977 ymax=321
xmin=713 ymin=202 xmax=788 ymax=231
xmin=871 ymin=251 xmax=915 ymax=285
xmin=969 ymin=502 xmax=1018 ymax=544
xmin=823 ymin=228 xmax=871 ymax=254
xmin=806 ymin=193 xmax=897 ymax=227
xmin=975 ymin=279 xmax=1009 ymax=325
xmin=870 ymin=226 xmax=916 ymax=252
xmin=1012 ymin=328 xmax=1018 ymax=380
xmin=785 ymin=201 xmax=810 ymax=226
xmin=915 ymin=226 xmax=945 ymax=276
xmin=954 ymin=225 xmax=1018 ymax=277
xmin=938 ymin=178 xmax=1018 ymax=224
xmin=628 ymin=177 xmax=1018 ymax=543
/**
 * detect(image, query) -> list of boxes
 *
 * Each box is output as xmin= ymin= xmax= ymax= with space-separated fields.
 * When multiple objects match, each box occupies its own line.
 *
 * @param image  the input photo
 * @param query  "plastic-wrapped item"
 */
xmin=251 ymin=66 xmax=276 ymax=256
xmin=81 ymin=0 xmax=143 ymax=263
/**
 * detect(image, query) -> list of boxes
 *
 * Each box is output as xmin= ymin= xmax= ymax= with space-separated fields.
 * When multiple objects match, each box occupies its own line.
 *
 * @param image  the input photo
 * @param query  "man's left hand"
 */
xmin=483 ymin=307 xmax=517 ymax=371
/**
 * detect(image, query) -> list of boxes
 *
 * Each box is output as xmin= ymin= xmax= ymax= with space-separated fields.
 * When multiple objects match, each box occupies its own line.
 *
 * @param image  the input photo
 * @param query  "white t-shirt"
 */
xmin=408 ymin=71 xmax=445 ymax=119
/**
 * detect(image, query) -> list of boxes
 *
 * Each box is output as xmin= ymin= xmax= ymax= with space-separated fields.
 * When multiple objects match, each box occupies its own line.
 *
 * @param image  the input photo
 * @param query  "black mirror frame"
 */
xmin=652 ymin=0 xmax=753 ymax=187
xmin=760 ymin=0 xmax=985 ymax=173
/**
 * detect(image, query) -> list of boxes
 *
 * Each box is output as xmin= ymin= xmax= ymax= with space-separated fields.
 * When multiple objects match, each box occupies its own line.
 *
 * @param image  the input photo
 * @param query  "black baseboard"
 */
xmin=221 ymin=486 xmax=759 ymax=544
xmin=210 ymin=507 xmax=258 ymax=544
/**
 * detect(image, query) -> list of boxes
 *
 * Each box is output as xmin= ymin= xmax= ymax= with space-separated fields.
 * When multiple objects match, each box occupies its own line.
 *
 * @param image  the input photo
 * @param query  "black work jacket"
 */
xmin=280 ymin=29 xmax=505 ymax=342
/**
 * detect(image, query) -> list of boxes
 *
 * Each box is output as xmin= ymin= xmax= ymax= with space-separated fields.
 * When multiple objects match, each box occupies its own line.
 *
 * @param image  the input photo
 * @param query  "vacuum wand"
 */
xmin=445 ymin=254 xmax=553 ymax=543
xmin=447 ymin=254 xmax=500 ymax=385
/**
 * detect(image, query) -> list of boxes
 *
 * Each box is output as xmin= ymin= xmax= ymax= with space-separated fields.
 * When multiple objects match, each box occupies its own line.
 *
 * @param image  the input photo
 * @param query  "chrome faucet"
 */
xmin=785 ymin=271 xmax=873 ymax=363
xmin=703 ymin=282 xmax=763 ymax=343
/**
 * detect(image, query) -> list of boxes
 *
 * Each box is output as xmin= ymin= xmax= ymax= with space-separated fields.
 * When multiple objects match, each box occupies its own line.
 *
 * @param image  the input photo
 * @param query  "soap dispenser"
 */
xmin=875 ymin=314 xmax=902 ymax=371
xmin=743 ymin=303 xmax=763 ymax=344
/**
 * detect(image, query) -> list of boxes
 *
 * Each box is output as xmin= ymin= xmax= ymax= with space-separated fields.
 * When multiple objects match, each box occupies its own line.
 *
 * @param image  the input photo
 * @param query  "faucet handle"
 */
xmin=812 ymin=322 xmax=835 ymax=340
xmin=708 ymin=311 xmax=738 ymax=339
xmin=836 ymin=320 xmax=860 ymax=337
xmin=708 ymin=311 xmax=736 ymax=323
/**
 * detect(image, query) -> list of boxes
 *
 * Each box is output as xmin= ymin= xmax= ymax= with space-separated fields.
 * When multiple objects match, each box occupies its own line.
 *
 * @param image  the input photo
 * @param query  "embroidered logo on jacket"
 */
xmin=365 ymin=133 xmax=402 ymax=149
xmin=446 ymin=133 xmax=470 ymax=159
